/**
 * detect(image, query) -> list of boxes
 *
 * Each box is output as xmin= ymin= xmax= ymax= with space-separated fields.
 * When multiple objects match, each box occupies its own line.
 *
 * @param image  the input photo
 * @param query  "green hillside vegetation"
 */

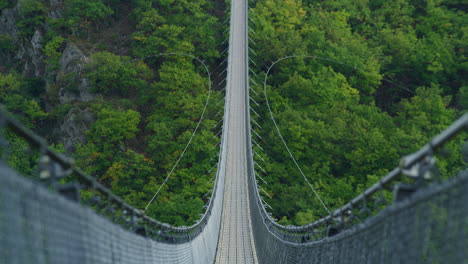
xmin=0 ymin=0 xmax=466 ymax=227
xmin=1 ymin=0 xmax=225 ymax=226
xmin=248 ymin=0 xmax=467 ymax=225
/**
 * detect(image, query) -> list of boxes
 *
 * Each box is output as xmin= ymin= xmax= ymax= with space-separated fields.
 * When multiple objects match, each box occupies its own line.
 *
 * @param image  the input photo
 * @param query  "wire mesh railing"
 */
xmin=0 ymin=103 xmax=226 ymax=242
xmin=1 ymin=0 xmax=467 ymax=262
xmin=245 ymin=47 xmax=468 ymax=262
xmin=245 ymin=2 xmax=468 ymax=262
xmin=0 ymin=78 xmax=228 ymax=264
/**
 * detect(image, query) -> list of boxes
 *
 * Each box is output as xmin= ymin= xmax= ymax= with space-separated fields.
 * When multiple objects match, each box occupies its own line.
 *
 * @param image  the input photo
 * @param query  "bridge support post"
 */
xmin=56 ymin=183 xmax=81 ymax=202
xmin=393 ymin=183 xmax=418 ymax=203
xmin=327 ymin=225 xmax=340 ymax=237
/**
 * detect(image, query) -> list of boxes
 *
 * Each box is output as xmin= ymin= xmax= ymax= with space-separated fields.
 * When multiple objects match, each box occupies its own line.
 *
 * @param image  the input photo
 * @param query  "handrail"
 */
xmin=245 ymin=1 xmax=468 ymax=238
xmin=247 ymin=96 xmax=467 ymax=240
xmin=0 ymin=94 xmax=224 ymax=243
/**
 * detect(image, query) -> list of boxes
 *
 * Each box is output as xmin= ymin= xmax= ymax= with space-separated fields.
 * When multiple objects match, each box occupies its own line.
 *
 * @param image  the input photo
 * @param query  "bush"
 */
xmin=86 ymin=51 xmax=152 ymax=96
xmin=0 ymin=0 xmax=15 ymax=10
xmin=17 ymin=0 xmax=45 ymax=38
xmin=44 ymin=36 xmax=66 ymax=71
xmin=65 ymin=0 xmax=113 ymax=36
xmin=0 ymin=34 xmax=14 ymax=53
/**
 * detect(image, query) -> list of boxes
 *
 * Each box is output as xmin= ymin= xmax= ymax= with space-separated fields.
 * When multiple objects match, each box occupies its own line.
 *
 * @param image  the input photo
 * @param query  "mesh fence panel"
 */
xmin=0 ymin=160 xmax=225 ymax=264
xmin=1 ymin=0 xmax=466 ymax=259
xmin=248 ymin=168 xmax=468 ymax=264
xmin=0 ymin=96 xmax=466 ymax=264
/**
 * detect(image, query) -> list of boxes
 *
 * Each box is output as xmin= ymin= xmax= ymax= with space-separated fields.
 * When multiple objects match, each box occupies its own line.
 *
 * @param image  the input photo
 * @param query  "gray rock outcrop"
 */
xmin=0 ymin=7 xmax=18 ymax=41
xmin=0 ymin=0 xmax=65 ymax=72
xmin=60 ymin=107 xmax=94 ymax=151
xmin=57 ymin=43 xmax=94 ymax=103
xmin=47 ymin=0 xmax=64 ymax=19
xmin=0 ymin=6 xmax=19 ymax=67
xmin=16 ymin=30 xmax=46 ymax=77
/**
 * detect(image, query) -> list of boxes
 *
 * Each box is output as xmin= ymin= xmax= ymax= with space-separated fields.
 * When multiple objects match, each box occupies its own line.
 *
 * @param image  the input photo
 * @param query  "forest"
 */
xmin=1 ymin=0 xmax=226 ymax=226
xmin=248 ymin=0 xmax=467 ymax=225
xmin=0 ymin=0 xmax=467 ymax=226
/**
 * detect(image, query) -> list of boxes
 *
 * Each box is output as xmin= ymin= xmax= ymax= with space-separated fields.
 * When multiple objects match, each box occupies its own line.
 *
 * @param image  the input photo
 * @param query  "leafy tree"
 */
xmin=0 ymin=73 xmax=48 ymax=178
xmin=134 ymin=8 xmax=166 ymax=34
xmin=75 ymin=106 xmax=141 ymax=176
xmin=43 ymin=36 xmax=66 ymax=71
xmin=86 ymin=51 xmax=153 ymax=96
xmin=394 ymin=85 xmax=456 ymax=145
xmin=1 ymin=0 xmax=222 ymax=228
xmin=146 ymin=193 xmax=204 ymax=226
xmin=100 ymin=150 xmax=155 ymax=206
xmin=17 ymin=0 xmax=46 ymax=38
xmin=132 ymin=24 xmax=194 ymax=58
xmin=0 ymin=0 xmax=15 ymax=9
xmin=459 ymin=86 xmax=468 ymax=109
xmin=0 ymin=34 xmax=15 ymax=53
xmin=250 ymin=0 xmax=309 ymax=65
xmin=144 ymin=59 xmax=217 ymax=172
xmin=0 ymin=0 xmax=8 ymax=9
xmin=131 ymin=0 xmax=219 ymax=61
xmin=65 ymin=0 xmax=113 ymax=37
xmin=0 ymin=73 xmax=47 ymax=124
xmin=249 ymin=0 xmax=466 ymax=225
xmin=88 ymin=107 xmax=140 ymax=145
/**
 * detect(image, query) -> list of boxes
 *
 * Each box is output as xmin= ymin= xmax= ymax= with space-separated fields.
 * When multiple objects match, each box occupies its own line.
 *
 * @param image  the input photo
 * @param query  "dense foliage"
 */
xmin=1 ymin=0 xmax=225 ymax=226
xmin=1 ymin=0 xmax=466 ymax=228
xmin=249 ymin=0 xmax=467 ymax=225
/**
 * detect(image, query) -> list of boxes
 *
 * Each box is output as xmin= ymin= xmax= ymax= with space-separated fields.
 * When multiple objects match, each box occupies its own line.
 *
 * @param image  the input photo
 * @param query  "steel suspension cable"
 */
xmin=258 ymin=53 xmax=419 ymax=217
xmin=72 ymin=49 xmax=222 ymax=213
xmin=268 ymin=54 xmax=415 ymax=94
xmin=144 ymin=53 xmax=214 ymax=211
xmin=262 ymin=56 xmax=332 ymax=215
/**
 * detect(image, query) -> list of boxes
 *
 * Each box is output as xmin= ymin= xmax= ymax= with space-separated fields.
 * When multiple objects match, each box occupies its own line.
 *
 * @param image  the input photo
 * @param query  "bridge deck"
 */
xmin=215 ymin=0 xmax=257 ymax=263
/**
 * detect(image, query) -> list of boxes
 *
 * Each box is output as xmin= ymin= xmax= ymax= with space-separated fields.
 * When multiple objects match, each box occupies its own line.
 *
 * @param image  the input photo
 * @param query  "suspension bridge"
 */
xmin=1 ymin=0 xmax=468 ymax=263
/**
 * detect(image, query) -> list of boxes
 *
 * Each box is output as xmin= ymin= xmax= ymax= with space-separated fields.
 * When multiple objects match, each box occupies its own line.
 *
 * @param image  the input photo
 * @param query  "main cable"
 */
xmin=144 ymin=54 xmax=213 ymax=212
xmin=258 ymin=53 xmax=417 ymax=217
xmin=73 ymin=51 xmax=219 ymax=212
xmin=269 ymin=55 xmax=415 ymax=94
xmin=262 ymin=56 xmax=332 ymax=215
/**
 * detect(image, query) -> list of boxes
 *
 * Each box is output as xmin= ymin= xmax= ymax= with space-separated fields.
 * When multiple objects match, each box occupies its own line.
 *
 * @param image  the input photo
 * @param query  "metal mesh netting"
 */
xmin=248 ymin=166 xmax=468 ymax=264
xmin=244 ymin=9 xmax=468 ymax=259
xmin=244 ymin=0 xmax=468 ymax=258
xmin=245 ymin=62 xmax=468 ymax=263
xmin=0 ymin=160 xmax=225 ymax=264
xmin=1 ymin=0 xmax=467 ymax=259
xmin=0 ymin=35 xmax=230 ymax=261
xmin=245 ymin=112 xmax=467 ymax=264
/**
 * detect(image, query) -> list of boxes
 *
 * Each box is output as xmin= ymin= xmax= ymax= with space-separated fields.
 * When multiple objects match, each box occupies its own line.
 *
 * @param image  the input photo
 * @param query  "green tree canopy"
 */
xmin=86 ymin=51 xmax=153 ymax=96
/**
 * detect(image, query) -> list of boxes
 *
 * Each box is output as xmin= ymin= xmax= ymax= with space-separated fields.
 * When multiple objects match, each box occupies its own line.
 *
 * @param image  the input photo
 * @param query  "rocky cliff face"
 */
xmin=57 ymin=43 xmax=94 ymax=103
xmin=47 ymin=0 xmax=64 ymax=20
xmin=1 ymin=0 xmax=95 ymax=151
xmin=60 ymin=107 xmax=94 ymax=151
xmin=0 ymin=7 xmax=18 ymax=41
xmin=55 ymin=43 xmax=96 ymax=151
xmin=15 ymin=29 xmax=45 ymax=77
xmin=0 ymin=0 xmax=62 ymax=76
xmin=0 ymin=5 xmax=19 ymax=69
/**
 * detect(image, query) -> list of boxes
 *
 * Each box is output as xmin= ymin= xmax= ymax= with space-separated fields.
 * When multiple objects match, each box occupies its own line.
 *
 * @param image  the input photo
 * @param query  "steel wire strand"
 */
xmin=85 ymin=50 xmax=220 ymax=216
xmin=144 ymin=54 xmax=216 ymax=211
xmin=258 ymin=53 xmax=421 ymax=217
xmin=64 ymin=51 xmax=220 ymax=213
xmin=265 ymin=55 xmax=415 ymax=94
xmin=262 ymin=58 xmax=332 ymax=216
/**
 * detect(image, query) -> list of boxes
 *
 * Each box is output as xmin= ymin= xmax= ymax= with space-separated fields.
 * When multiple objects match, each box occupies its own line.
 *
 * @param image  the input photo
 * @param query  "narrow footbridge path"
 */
xmin=214 ymin=0 xmax=257 ymax=262
xmin=1 ymin=0 xmax=467 ymax=262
